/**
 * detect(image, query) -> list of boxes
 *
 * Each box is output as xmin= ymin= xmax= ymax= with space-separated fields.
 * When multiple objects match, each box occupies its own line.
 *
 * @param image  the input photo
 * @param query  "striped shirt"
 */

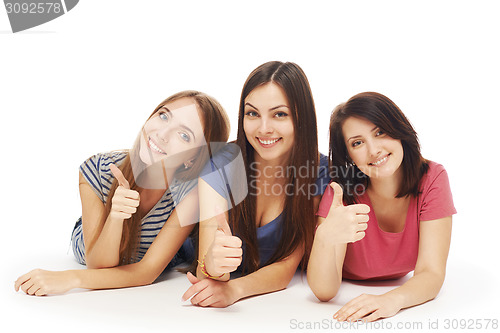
xmin=71 ymin=151 xmax=196 ymax=265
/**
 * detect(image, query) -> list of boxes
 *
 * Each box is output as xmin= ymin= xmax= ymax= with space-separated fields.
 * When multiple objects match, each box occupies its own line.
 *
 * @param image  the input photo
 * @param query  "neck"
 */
xmin=368 ymin=167 xmax=403 ymax=200
xmin=254 ymin=153 xmax=290 ymax=183
xmin=135 ymin=162 xmax=176 ymax=190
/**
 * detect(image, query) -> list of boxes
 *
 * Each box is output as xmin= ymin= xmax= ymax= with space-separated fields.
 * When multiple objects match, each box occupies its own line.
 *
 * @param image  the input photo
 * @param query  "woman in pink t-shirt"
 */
xmin=307 ymin=92 xmax=456 ymax=322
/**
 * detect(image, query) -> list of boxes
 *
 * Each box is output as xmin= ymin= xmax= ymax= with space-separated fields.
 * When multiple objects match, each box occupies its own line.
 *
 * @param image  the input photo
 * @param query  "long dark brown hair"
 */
xmin=231 ymin=61 xmax=319 ymax=274
xmin=87 ymin=90 xmax=230 ymax=265
xmin=329 ymin=91 xmax=429 ymax=205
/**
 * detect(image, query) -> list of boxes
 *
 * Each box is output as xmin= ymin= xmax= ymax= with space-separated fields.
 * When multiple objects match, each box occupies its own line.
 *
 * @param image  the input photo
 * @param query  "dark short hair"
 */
xmin=329 ymin=92 xmax=429 ymax=205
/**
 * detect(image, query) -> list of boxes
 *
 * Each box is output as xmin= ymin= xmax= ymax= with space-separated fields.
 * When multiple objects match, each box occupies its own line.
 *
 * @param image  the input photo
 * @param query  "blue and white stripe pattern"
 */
xmin=71 ymin=151 xmax=196 ymax=265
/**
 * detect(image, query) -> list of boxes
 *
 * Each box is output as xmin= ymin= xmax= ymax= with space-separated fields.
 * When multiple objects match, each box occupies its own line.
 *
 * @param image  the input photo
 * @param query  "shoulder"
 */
xmin=201 ymin=143 xmax=241 ymax=174
xmin=419 ymin=160 xmax=449 ymax=193
xmin=199 ymin=143 xmax=247 ymax=203
xmin=79 ymin=150 xmax=128 ymax=201
xmin=314 ymin=153 xmax=331 ymax=196
xmin=81 ymin=150 xmax=128 ymax=170
xmin=417 ymin=160 xmax=457 ymax=220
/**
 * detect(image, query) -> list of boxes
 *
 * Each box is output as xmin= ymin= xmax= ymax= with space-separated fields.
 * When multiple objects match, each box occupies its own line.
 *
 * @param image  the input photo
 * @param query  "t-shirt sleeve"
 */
xmin=314 ymin=153 xmax=331 ymax=196
xmin=199 ymin=143 xmax=247 ymax=209
xmin=170 ymin=178 xmax=197 ymax=206
xmin=419 ymin=163 xmax=457 ymax=221
xmin=316 ymin=183 xmax=334 ymax=218
xmin=79 ymin=151 xmax=128 ymax=203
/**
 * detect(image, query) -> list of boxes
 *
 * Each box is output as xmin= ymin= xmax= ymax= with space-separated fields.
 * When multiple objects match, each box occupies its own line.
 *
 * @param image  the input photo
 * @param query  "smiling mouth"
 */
xmin=369 ymin=154 xmax=390 ymax=166
xmin=257 ymin=137 xmax=282 ymax=146
xmin=148 ymin=137 xmax=167 ymax=155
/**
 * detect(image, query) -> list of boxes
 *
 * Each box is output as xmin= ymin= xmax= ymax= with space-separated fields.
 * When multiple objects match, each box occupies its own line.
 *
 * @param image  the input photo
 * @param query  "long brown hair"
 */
xmin=329 ymin=91 xmax=429 ymax=205
xmin=232 ymin=61 xmax=319 ymax=274
xmin=87 ymin=91 xmax=230 ymax=265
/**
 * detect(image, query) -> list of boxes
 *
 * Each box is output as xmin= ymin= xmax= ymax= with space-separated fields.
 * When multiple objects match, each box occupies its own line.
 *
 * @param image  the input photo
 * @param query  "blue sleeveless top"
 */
xmin=198 ymin=143 xmax=330 ymax=270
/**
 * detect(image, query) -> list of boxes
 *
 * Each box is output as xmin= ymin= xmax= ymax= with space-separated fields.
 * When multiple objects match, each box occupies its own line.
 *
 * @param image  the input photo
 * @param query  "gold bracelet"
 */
xmin=198 ymin=255 xmax=225 ymax=279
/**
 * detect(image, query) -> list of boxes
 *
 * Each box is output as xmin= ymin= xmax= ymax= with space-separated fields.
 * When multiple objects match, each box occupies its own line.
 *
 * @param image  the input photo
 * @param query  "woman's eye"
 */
xmin=159 ymin=111 xmax=169 ymax=121
xmin=244 ymin=110 xmax=258 ymax=117
xmin=375 ymin=129 xmax=385 ymax=136
xmin=179 ymin=132 xmax=191 ymax=143
xmin=274 ymin=111 xmax=288 ymax=118
xmin=352 ymin=140 xmax=362 ymax=148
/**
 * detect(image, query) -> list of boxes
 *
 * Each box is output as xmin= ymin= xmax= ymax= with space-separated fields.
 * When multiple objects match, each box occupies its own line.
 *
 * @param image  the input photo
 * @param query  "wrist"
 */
xmin=227 ymin=278 xmax=243 ymax=303
xmin=315 ymin=224 xmax=337 ymax=245
xmin=384 ymin=290 xmax=406 ymax=310
xmin=68 ymin=270 xmax=82 ymax=289
xmin=198 ymin=255 xmax=225 ymax=280
xmin=107 ymin=213 xmax=126 ymax=224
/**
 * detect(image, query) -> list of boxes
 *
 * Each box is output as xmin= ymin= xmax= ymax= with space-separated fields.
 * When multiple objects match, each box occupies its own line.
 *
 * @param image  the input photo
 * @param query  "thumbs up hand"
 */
xmin=317 ymin=182 xmax=370 ymax=244
xmin=204 ymin=207 xmax=243 ymax=277
xmin=109 ymin=164 xmax=140 ymax=221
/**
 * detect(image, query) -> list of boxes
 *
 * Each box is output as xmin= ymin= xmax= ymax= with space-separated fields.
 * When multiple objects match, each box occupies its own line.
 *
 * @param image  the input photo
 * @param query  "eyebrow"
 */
xmin=160 ymin=106 xmax=196 ymax=140
xmin=244 ymin=102 xmax=289 ymax=111
xmin=347 ymin=125 xmax=379 ymax=142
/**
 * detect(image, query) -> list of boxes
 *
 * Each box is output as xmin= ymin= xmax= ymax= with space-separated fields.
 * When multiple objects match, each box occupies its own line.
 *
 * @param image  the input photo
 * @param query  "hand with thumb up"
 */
xmin=109 ymin=164 xmax=140 ymax=221
xmin=316 ymin=182 xmax=370 ymax=244
xmin=203 ymin=208 xmax=243 ymax=277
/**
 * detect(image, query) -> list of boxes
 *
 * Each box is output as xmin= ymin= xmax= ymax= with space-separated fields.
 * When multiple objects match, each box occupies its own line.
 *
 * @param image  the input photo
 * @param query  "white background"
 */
xmin=1 ymin=1 xmax=499 ymax=332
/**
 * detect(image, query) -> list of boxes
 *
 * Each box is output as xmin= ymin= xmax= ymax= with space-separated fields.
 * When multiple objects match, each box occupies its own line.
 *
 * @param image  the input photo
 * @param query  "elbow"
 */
xmin=312 ymin=286 xmax=339 ymax=302
xmin=307 ymin=273 xmax=340 ymax=302
xmin=316 ymin=294 xmax=335 ymax=303
xmin=414 ymin=267 xmax=447 ymax=299
xmin=141 ymin=275 xmax=157 ymax=286
xmin=137 ymin=261 xmax=163 ymax=286
xmin=278 ymin=269 xmax=297 ymax=290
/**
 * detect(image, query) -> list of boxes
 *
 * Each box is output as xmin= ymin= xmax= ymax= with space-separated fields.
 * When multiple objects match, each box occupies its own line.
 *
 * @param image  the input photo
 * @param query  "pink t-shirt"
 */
xmin=316 ymin=161 xmax=456 ymax=280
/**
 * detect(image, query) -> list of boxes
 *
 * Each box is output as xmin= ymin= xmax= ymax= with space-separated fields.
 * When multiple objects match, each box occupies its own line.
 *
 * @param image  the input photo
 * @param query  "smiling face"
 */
xmin=138 ymin=97 xmax=206 ymax=169
xmin=343 ymin=116 xmax=404 ymax=180
xmin=243 ymin=82 xmax=295 ymax=165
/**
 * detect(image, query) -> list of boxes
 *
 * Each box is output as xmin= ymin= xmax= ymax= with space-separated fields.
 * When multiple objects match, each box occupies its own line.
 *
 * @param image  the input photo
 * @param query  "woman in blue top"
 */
xmin=15 ymin=90 xmax=230 ymax=296
xmin=182 ymin=61 xmax=330 ymax=307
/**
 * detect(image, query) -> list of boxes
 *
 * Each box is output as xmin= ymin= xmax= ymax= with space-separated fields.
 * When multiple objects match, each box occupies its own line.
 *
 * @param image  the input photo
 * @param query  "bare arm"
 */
xmin=229 ymin=245 xmax=303 ymax=300
xmin=334 ymin=216 xmax=452 ymax=322
xmin=307 ymin=216 xmax=347 ymax=301
xmin=79 ymin=170 xmax=139 ymax=269
xmin=385 ymin=216 xmax=452 ymax=308
xmin=15 ymin=189 xmax=198 ymax=295
xmin=196 ymin=178 xmax=238 ymax=282
xmin=307 ymin=182 xmax=369 ymax=301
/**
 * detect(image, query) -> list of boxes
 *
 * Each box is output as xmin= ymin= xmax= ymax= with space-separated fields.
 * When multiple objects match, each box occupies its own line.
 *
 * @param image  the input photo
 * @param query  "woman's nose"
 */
xmin=158 ymin=126 xmax=172 ymax=143
xmin=258 ymin=117 xmax=273 ymax=135
xmin=367 ymin=140 xmax=381 ymax=157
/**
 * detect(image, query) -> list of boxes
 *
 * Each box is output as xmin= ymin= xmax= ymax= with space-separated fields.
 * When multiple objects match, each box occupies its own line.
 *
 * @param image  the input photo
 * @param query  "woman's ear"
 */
xmin=183 ymin=159 xmax=195 ymax=169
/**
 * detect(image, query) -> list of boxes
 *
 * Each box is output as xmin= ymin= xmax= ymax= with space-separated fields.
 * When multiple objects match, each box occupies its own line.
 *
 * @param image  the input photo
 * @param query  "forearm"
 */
xmin=85 ymin=216 xmax=124 ymax=268
xmin=307 ymin=238 xmax=343 ymax=301
xmin=230 ymin=251 xmax=302 ymax=302
xmin=307 ymin=222 xmax=348 ymax=302
xmin=385 ymin=270 xmax=446 ymax=311
xmin=71 ymin=261 xmax=159 ymax=290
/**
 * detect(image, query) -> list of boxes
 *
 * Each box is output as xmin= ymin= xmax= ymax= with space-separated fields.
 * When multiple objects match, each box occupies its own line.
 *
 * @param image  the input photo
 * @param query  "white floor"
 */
xmin=4 ymin=238 xmax=499 ymax=333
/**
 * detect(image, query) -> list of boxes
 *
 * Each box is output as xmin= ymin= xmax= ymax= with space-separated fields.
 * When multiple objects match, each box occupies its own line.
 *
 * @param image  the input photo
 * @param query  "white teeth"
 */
xmin=371 ymin=155 xmax=388 ymax=166
xmin=149 ymin=138 xmax=166 ymax=154
xmin=258 ymin=138 xmax=280 ymax=145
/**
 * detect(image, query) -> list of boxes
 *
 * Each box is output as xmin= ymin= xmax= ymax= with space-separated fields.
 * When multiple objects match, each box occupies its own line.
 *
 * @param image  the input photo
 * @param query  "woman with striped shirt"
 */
xmin=15 ymin=90 xmax=230 ymax=296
